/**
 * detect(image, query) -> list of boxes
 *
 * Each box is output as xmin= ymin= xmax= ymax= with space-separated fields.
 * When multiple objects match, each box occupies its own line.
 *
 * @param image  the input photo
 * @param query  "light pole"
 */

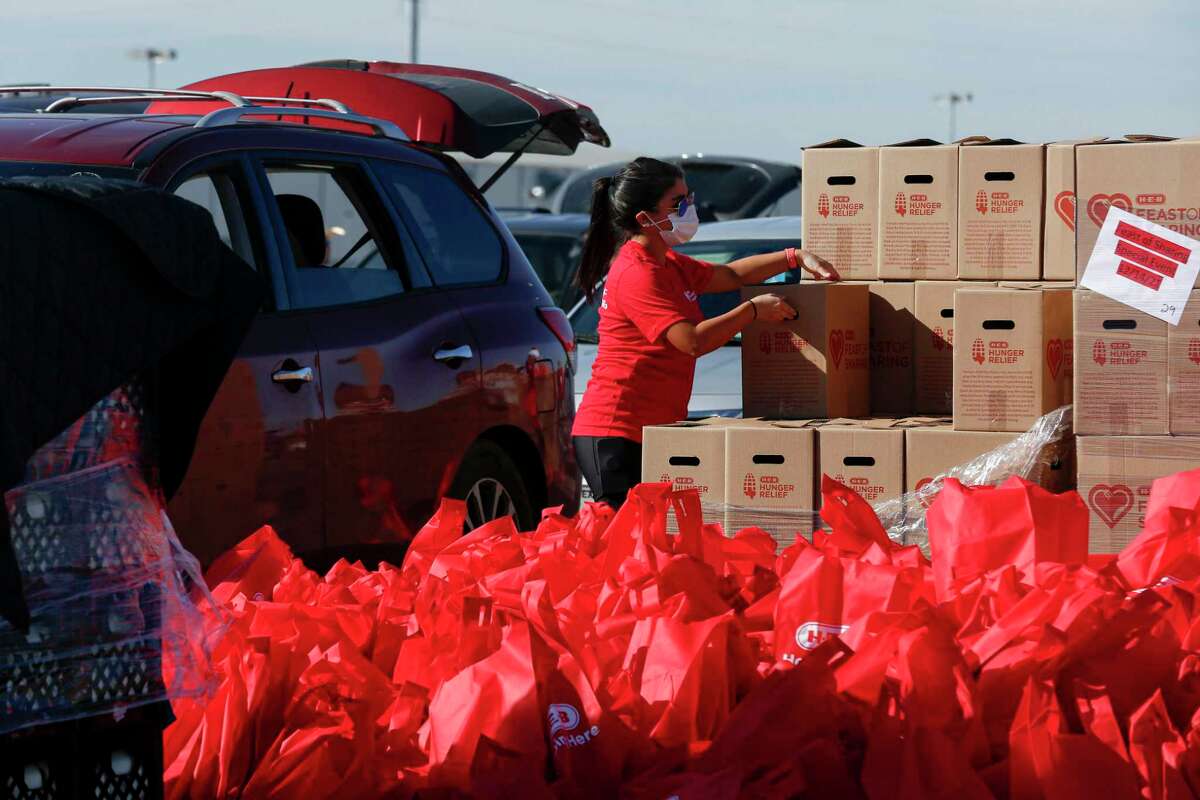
xmin=407 ymin=0 xmax=420 ymax=63
xmin=933 ymin=91 xmax=973 ymax=142
xmin=127 ymin=48 xmax=177 ymax=88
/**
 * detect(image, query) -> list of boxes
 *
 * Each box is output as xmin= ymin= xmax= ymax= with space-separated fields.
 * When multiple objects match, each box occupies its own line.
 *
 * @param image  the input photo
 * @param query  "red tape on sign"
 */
xmin=1115 ymin=220 xmax=1192 ymax=263
xmin=1116 ymin=259 xmax=1164 ymax=290
xmin=1115 ymin=239 xmax=1180 ymax=278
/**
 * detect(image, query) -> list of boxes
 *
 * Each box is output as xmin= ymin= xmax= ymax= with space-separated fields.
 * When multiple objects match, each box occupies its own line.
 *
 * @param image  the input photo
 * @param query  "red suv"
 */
xmin=0 ymin=62 xmax=607 ymax=566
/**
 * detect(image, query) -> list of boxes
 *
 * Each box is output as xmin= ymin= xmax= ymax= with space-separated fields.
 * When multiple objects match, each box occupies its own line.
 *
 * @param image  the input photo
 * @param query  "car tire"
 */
xmin=448 ymin=441 xmax=535 ymax=532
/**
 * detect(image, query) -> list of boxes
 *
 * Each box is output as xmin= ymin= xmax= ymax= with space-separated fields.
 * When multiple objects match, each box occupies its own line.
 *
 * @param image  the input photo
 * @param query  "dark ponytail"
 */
xmin=576 ymin=157 xmax=684 ymax=303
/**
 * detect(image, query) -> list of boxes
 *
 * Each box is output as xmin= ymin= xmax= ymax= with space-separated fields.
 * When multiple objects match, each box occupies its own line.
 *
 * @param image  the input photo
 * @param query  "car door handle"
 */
xmin=434 ymin=344 xmax=473 ymax=364
xmin=272 ymin=366 xmax=314 ymax=384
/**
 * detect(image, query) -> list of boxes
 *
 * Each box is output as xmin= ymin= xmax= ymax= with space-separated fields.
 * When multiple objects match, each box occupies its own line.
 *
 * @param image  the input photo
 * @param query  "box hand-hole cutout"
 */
xmin=752 ymin=454 xmax=785 ymax=465
xmin=827 ymin=176 xmax=856 ymax=186
xmin=982 ymin=320 xmax=1016 ymax=330
xmin=903 ymin=174 xmax=934 ymax=185
xmin=843 ymin=456 xmax=876 ymax=467
xmin=939 ymin=308 xmax=954 ymax=319
xmin=1102 ymin=319 xmax=1138 ymax=330
xmin=668 ymin=456 xmax=700 ymax=467
xmin=984 ymin=171 xmax=1016 ymax=182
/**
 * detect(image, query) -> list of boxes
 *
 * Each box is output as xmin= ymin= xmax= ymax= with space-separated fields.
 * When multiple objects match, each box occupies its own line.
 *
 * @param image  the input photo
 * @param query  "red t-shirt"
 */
xmin=573 ymin=240 xmax=715 ymax=442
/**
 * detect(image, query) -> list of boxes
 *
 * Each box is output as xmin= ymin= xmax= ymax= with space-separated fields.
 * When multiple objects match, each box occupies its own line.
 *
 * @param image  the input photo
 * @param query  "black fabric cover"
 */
xmin=0 ymin=177 xmax=263 ymax=629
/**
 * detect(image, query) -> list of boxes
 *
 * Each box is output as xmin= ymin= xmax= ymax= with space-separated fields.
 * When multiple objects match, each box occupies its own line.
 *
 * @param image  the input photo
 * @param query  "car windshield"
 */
xmin=561 ymin=162 xmax=771 ymax=217
xmin=0 ymin=162 xmax=138 ymax=180
xmin=512 ymin=232 xmax=584 ymax=308
xmin=570 ymin=238 xmax=804 ymax=344
xmin=680 ymin=163 xmax=769 ymax=216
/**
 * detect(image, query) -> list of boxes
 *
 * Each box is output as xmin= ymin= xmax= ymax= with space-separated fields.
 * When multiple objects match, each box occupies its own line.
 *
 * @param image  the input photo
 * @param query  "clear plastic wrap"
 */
xmin=875 ymin=405 xmax=1073 ymax=551
xmin=0 ymin=384 xmax=219 ymax=735
xmin=701 ymin=406 xmax=1074 ymax=554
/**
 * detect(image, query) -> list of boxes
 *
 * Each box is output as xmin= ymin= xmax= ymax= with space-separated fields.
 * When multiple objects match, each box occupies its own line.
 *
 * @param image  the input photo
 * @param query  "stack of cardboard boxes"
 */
xmin=642 ymin=136 xmax=1199 ymax=553
xmin=1068 ymin=137 xmax=1200 ymax=552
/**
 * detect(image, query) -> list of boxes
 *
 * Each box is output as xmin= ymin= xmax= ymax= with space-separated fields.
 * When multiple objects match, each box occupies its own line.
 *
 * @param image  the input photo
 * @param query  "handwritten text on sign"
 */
xmin=1082 ymin=207 xmax=1200 ymax=325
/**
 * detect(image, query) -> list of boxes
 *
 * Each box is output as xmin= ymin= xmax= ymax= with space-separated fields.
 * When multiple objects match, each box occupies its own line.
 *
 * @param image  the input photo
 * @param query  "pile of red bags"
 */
xmin=165 ymin=469 xmax=1200 ymax=798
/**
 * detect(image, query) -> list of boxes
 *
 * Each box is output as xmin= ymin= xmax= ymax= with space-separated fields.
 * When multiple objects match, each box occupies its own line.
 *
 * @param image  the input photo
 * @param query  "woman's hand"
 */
xmin=799 ymin=250 xmax=839 ymax=281
xmin=750 ymin=293 xmax=798 ymax=322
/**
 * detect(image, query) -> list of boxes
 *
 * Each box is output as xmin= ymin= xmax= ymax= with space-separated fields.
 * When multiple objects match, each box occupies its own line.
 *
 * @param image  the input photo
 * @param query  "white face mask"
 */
xmin=646 ymin=196 xmax=699 ymax=246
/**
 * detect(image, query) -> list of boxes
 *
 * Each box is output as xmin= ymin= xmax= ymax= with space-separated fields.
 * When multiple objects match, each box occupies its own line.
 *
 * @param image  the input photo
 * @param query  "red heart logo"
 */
xmin=1088 ymin=483 xmax=1134 ymax=529
xmin=1046 ymin=338 xmax=1064 ymax=380
xmin=828 ymin=329 xmax=845 ymax=369
xmin=1054 ymin=190 xmax=1075 ymax=231
xmin=1086 ymin=193 xmax=1133 ymax=229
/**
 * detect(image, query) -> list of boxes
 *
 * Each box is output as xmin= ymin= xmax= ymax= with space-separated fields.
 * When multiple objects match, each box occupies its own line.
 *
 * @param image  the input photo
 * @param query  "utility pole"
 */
xmin=128 ymin=48 xmax=177 ymax=88
xmin=410 ymin=0 xmax=420 ymax=63
xmin=933 ymin=91 xmax=973 ymax=142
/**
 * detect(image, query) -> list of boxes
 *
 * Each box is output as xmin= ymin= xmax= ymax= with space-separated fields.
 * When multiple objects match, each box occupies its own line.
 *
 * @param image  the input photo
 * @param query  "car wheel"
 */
xmin=448 ymin=441 xmax=534 ymax=532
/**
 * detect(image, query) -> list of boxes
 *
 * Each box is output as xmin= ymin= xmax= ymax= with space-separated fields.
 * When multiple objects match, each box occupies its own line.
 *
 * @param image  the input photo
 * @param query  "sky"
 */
xmin=3 ymin=0 xmax=1199 ymax=166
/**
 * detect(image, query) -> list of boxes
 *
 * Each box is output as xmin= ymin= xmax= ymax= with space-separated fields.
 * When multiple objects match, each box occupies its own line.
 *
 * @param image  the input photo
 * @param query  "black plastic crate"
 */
xmin=0 ymin=708 xmax=165 ymax=799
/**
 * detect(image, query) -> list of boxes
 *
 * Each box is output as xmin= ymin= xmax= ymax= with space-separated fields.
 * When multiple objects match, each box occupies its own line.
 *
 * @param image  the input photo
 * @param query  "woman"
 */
xmin=572 ymin=157 xmax=838 ymax=508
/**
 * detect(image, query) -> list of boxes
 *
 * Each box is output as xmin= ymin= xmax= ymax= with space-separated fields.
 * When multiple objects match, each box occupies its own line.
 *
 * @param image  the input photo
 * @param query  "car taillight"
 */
xmin=537 ymin=306 xmax=576 ymax=371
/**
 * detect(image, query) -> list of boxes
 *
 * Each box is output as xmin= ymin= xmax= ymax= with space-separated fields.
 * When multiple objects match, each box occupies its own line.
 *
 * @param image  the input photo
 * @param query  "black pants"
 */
xmin=574 ymin=436 xmax=641 ymax=509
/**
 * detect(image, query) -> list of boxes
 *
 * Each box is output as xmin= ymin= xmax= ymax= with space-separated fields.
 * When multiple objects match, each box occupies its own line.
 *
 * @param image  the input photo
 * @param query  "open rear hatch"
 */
xmin=148 ymin=60 xmax=609 ymax=167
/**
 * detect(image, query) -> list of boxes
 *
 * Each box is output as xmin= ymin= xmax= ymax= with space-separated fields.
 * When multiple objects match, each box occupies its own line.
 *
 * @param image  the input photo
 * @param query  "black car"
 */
xmin=500 ymin=211 xmax=589 ymax=310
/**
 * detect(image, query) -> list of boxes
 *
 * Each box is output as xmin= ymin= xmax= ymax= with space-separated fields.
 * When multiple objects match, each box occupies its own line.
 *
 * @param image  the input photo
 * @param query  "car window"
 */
xmin=680 ymin=163 xmax=770 ymax=218
xmin=376 ymin=163 xmax=503 ymax=287
xmin=765 ymin=184 xmax=803 ymax=217
xmin=570 ymin=239 xmax=805 ymax=343
xmin=558 ymin=173 xmax=596 ymax=214
xmin=171 ymin=166 xmax=262 ymax=273
xmin=263 ymin=162 xmax=406 ymax=309
xmin=512 ymin=233 xmax=583 ymax=307
xmin=559 ymin=163 xmax=772 ymax=219
xmin=174 ymin=174 xmax=235 ymax=249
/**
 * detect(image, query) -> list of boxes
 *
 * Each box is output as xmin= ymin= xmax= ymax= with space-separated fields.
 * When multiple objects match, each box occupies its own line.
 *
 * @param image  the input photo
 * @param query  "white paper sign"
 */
xmin=1080 ymin=207 xmax=1200 ymax=325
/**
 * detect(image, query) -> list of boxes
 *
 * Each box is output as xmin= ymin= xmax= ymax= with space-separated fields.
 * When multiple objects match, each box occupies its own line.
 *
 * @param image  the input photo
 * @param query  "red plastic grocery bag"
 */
xmin=819 ymin=475 xmax=896 ymax=557
xmin=693 ymin=642 xmax=863 ymax=798
xmin=774 ymin=542 xmax=932 ymax=667
xmin=1120 ymin=467 xmax=1200 ymax=589
xmin=927 ymin=477 xmax=1088 ymax=599
xmin=241 ymin=641 xmax=401 ymax=799
xmin=204 ymin=525 xmax=296 ymax=605
xmin=422 ymin=621 xmax=550 ymax=797
xmin=625 ymin=612 xmax=750 ymax=748
xmin=1008 ymin=678 xmax=1141 ymax=799
xmin=1129 ymin=690 xmax=1193 ymax=800
xmin=400 ymin=497 xmax=468 ymax=583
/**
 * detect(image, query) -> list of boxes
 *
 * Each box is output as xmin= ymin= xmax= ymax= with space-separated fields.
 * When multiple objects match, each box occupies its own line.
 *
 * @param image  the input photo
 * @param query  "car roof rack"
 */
xmin=0 ymin=86 xmax=409 ymax=141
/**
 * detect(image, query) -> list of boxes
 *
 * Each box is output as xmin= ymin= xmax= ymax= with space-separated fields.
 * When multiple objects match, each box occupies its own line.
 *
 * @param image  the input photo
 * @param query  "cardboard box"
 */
xmin=802 ymin=140 xmax=879 ymax=281
xmin=905 ymin=427 xmax=1013 ymax=493
xmin=997 ymin=281 xmax=1076 ymax=290
xmin=1077 ymin=435 xmax=1200 ymax=553
xmin=641 ymin=421 xmax=727 ymax=503
xmin=741 ymin=283 xmax=870 ymax=419
xmin=878 ymin=140 xmax=960 ymax=280
xmin=1169 ymin=290 xmax=1200 ymax=434
xmin=904 ymin=426 xmax=1072 ymax=501
xmin=1073 ymin=290 xmax=1167 ymax=435
xmin=868 ymin=282 xmax=915 ymax=414
xmin=1043 ymin=139 xmax=1105 ymax=281
xmin=957 ymin=140 xmax=1044 ymax=280
xmin=724 ymin=423 xmax=817 ymax=548
xmin=914 ymin=281 xmax=994 ymax=414
xmin=953 ymin=288 xmax=1074 ymax=431
xmin=816 ymin=424 xmax=905 ymax=506
xmin=1075 ymin=137 xmax=1200 ymax=281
